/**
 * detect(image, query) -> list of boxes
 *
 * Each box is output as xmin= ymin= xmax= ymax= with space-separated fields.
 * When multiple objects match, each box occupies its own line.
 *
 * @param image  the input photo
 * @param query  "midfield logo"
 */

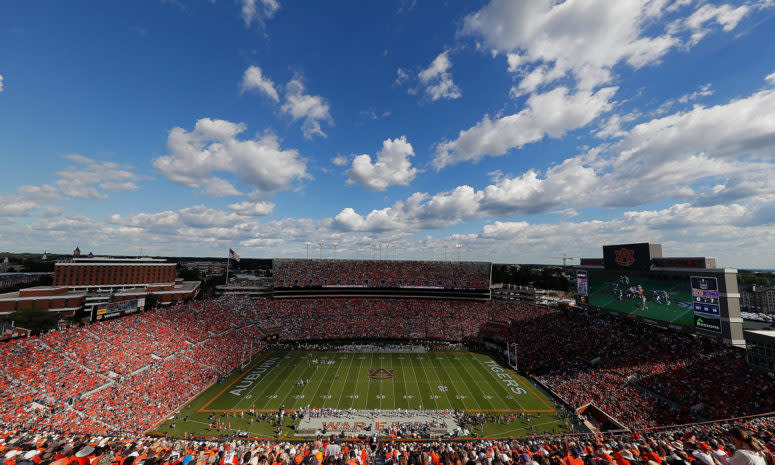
xmin=614 ymin=248 xmax=636 ymax=267
xmin=368 ymin=368 xmax=395 ymax=380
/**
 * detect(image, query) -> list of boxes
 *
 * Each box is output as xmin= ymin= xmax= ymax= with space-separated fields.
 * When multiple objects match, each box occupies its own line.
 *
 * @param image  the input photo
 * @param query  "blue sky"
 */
xmin=1 ymin=0 xmax=775 ymax=267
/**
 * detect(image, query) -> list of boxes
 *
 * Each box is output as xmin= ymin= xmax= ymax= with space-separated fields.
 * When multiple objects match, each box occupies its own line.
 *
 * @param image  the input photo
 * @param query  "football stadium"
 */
xmin=4 ymin=2 xmax=775 ymax=465
xmin=2 ymin=253 xmax=774 ymax=447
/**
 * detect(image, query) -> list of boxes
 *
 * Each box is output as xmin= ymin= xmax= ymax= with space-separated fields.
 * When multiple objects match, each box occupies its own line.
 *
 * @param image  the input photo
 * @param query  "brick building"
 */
xmin=0 ymin=251 xmax=199 ymax=317
xmin=54 ymin=257 xmax=177 ymax=287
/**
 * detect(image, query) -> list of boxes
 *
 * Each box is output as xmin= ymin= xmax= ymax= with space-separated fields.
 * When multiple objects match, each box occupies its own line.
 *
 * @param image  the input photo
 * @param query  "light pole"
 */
xmin=332 ymin=242 xmax=338 ymax=259
xmin=456 ymin=243 xmax=462 ymax=261
xmin=318 ymin=241 xmax=325 ymax=259
xmin=305 ymin=241 xmax=311 ymax=259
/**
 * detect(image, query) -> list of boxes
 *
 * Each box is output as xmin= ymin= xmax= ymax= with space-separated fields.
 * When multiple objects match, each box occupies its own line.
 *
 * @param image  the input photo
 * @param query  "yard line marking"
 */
xmin=241 ymin=351 xmax=305 ymax=410
xmin=350 ymin=353 xmax=369 ymax=408
xmin=272 ymin=352 xmax=315 ymax=410
xmin=464 ymin=354 xmax=514 ymax=411
xmin=391 ymin=353 xmax=398 ymax=410
xmin=373 ymin=352 xmax=383 ymax=409
xmin=417 ymin=354 xmax=448 ymax=408
xmin=306 ymin=353 xmax=340 ymax=407
xmin=443 ymin=353 xmax=487 ymax=410
xmin=334 ymin=351 xmax=356 ymax=407
xmin=318 ymin=353 xmax=348 ymax=407
xmin=405 ymin=351 xmax=431 ymax=410
xmin=431 ymin=352 xmax=477 ymax=409
xmin=199 ymin=351 xmax=275 ymax=412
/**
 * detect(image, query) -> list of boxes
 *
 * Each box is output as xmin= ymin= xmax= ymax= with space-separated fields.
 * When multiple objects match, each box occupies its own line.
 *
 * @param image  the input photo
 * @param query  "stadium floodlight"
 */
xmin=332 ymin=242 xmax=338 ymax=259
xmin=317 ymin=241 xmax=325 ymax=259
xmin=456 ymin=243 xmax=462 ymax=261
xmin=305 ymin=241 xmax=311 ymax=259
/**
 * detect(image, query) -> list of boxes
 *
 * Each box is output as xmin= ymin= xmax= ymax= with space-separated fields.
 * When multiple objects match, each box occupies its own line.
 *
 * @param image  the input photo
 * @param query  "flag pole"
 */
xmin=225 ymin=250 xmax=230 ymax=287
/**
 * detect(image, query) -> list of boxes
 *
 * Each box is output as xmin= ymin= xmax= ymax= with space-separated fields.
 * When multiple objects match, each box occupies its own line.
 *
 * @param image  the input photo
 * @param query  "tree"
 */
xmin=0 ymin=308 xmax=59 ymax=334
xmin=69 ymin=307 xmax=88 ymax=323
xmin=145 ymin=293 xmax=159 ymax=310
xmin=180 ymin=268 xmax=201 ymax=281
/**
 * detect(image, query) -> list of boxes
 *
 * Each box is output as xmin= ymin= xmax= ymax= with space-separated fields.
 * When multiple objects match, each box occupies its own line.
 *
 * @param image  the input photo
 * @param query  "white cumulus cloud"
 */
xmin=347 ymin=136 xmax=419 ymax=191
xmin=682 ymin=3 xmax=749 ymax=45
xmin=433 ymin=86 xmax=617 ymax=169
xmin=281 ymin=78 xmax=333 ymax=139
xmin=241 ymin=0 xmax=280 ymax=27
xmin=227 ymin=200 xmax=275 ymax=216
xmin=240 ymin=65 xmax=279 ymax=102
xmin=418 ymin=51 xmax=461 ymax=101
xmin=57 ymin=155 xmax=140 ymax=199
xmin=332 ymin=155 xmax=349 ymax=166
xmin=463 ymin=0 xmax=757 ymax=93
xmin=153 ymin=117 xmax=308 ymax=197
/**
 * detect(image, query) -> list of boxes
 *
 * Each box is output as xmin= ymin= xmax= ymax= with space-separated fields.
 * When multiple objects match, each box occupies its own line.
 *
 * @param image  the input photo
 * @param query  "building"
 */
xmin=745 ymin=330 xmax=775 ymax=372
xmin=54 ymin=256 xmax=177 ymax=287
xmin=740 ymin=285 xmax=775 ymax=314
xmin=0 ymin=250 xmax=200 ymax=317
xmin=0 ymin=286 xmax=86 ymax=315
xmin=216 ymin=274 xmax=273 ymax=297
xmin=181 ymin=261 xmax=228 ymax=276
xmin=491 ymin=283 xmax=572 ymax=306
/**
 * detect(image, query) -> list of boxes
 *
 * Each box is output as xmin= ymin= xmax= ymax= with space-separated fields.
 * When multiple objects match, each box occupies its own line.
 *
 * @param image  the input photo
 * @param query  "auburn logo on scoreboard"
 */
xmin=368 ymin=369 xmax=395 ymax=380
xmin=614 ymin=248 xmax=636 ymax=267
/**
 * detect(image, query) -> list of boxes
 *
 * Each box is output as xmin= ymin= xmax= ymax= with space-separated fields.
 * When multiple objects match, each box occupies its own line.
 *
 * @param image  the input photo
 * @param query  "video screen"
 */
xmin=586 ymin=269 xmax=694 ymax=327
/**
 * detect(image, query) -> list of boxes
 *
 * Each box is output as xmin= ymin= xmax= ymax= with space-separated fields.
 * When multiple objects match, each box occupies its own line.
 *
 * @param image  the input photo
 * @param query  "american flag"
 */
xmin=228 ymin=248 xmax=240 ymax=262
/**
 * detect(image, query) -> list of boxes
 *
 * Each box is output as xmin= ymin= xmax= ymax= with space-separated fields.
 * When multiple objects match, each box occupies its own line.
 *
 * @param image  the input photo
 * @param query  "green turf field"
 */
xmin=587 ymin=270 xmax=695 ymax=326
xmin=152 ymin=350 xmax=566 ymax=439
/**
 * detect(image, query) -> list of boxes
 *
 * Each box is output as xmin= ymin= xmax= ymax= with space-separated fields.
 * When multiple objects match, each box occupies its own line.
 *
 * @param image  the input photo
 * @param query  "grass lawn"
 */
xmin=150 ymin=350 xmax=567 ymax=439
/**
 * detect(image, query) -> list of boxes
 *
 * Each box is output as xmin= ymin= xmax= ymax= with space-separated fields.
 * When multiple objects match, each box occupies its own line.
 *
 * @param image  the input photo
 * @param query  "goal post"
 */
xmin=506 ymin=341 xmax=518 ymax=371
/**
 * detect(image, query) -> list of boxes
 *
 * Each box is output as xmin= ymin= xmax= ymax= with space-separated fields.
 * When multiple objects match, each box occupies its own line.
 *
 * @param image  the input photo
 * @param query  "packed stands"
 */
xmin=500 ymin=306 xmax=775 ymax=429
xmin=273 ymin=259 xmax=491 ymax=290
xmin=0 ymin=297 xmax=266 ymax=435
xmin=1 ymin=290 xmax=773 ymax=438
xmin=0 ymin=415 xmax=772 ymax=465
xmin=253 ymin=298 xmax=531 ymax=341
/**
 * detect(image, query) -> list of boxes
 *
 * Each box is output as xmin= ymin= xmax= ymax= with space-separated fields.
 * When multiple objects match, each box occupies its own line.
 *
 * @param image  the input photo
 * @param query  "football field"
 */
xmin=201 ymin=351 xmax=555 ymax=412
xmin=151 ymin=350 xmax=565 ymax=439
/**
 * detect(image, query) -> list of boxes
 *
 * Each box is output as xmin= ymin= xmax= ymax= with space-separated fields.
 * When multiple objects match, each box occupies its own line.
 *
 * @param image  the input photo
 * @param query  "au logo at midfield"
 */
xmin=368 ymin=368 xmax=395 ymax=380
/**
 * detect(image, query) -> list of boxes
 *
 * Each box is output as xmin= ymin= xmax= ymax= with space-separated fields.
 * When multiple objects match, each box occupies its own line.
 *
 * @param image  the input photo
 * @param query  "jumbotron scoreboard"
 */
xmin=575 ymin=242 xmax=744 ymax=347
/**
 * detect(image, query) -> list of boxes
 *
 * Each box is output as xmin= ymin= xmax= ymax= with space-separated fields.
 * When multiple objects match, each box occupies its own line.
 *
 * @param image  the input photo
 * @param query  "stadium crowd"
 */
xmin=497 ymin=307 xmax=775 ymax=429
xmin=253 ymin=299 xmax=530 ymax=341
xmin=0 ymin=297 xmax=266 ymax=436
xmin=1 ymin=291 xmax=773 ymax=439
xmin=0 ymin=416 xmax=773 ymax=465
xmin=273 ymin=260 xmax=491 ymax=290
